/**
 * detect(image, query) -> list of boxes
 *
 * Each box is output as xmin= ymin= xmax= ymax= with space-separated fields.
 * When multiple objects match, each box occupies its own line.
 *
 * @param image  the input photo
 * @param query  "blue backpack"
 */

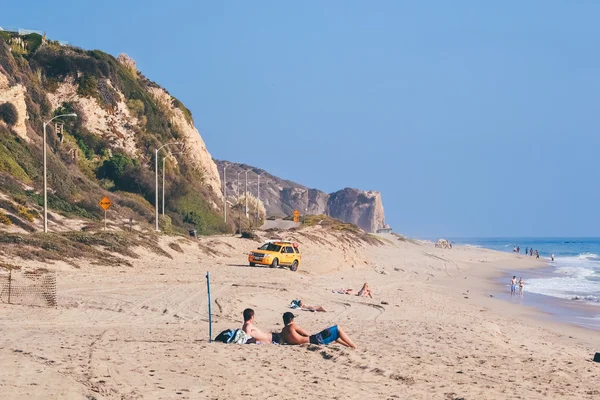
xmin=214 ymin=329 xmax=235 ymax=343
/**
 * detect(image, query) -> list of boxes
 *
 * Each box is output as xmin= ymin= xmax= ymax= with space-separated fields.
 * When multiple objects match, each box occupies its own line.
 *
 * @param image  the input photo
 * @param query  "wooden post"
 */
xmin=129 ymin=217 xmax=133 ymax=233
xmin=104 ymin=209 xmax=107 ymax=231
xmin=8 ymin=269 xmax=12 ymax=304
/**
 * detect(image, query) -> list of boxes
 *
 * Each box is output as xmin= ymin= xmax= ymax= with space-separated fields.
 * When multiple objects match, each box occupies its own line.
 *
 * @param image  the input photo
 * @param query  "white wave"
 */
xmin=525 ymin=275 xmax=600 ymax=303
xmin=578 ymin=252 xmax=600 ymax=261
xmin=553 ymin=266 xmax=597 ymax=277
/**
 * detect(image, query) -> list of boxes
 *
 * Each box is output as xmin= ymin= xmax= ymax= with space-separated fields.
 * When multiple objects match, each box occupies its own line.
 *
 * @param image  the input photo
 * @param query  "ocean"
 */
xmin=449 ymin=237 xmax=600 ymax=329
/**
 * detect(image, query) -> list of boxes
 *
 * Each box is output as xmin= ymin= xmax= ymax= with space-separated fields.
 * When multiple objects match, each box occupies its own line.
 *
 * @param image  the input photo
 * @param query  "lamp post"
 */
xmin=237 ymin=171 xmax=242 ymax=198
xmin=155 ymin=142 xmax=182 ymax=231
xmin=304 ymin=188 xmax=309 ymax=224
xmin=162 ymin=151 xmax=183 ymax=216
xmin=223 ymin=164 xmax=230 ymax=223
xmin=257 ymin=172 xmax=265 ymax=225
xmin=43 ymin=113 xmax=77 ymax=233
xmin=244 ymin=170 xmax=252 ymax=218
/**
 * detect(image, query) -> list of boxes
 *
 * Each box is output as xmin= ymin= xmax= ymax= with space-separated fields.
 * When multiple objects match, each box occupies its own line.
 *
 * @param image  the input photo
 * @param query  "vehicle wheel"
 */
xmin=290 ymin=260 xmax=299 ymax=272
xmin=249 ymin=262 xmax=255 ymax=267
xmin=270 ymin=258 xmax=279 ymax=268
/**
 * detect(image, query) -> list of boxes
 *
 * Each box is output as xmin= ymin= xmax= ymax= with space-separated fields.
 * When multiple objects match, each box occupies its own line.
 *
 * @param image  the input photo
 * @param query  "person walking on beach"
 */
xmin=525 ymin=247 xmax=528 ymax=256
xmin=517 ymin=246 xmax=520 ymax=254
xmin=518 ymin=277 xmax=525 ymax=296
xmin=530 ymin=248 xmax=533 ymax=257
xmin=551 ymin=253 xmax=555 ymax=262
xmin=510 ymin=276 xmax=517 ymax=295
xmin=535 ymin=250 xmax=539 ymax=259
xmin=513 ymin=246 xmax=517 ymax=253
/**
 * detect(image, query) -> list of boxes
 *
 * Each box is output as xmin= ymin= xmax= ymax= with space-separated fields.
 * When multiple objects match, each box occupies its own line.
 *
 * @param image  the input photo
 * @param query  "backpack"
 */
xmin=214 ymin=329 xmax=235 ymax=343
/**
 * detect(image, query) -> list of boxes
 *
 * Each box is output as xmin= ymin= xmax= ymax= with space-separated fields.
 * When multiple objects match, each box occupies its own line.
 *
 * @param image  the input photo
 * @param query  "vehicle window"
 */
xmin=294 ymin=247 xmax=299 ymax=253
xmin=285 ymin=246 xmax=294 ymax=253
xmin=259 ymin=243 xmax=281 ymax=252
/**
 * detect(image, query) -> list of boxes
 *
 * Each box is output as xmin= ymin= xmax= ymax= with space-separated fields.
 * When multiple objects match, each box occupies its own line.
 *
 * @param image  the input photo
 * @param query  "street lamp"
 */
xmin=223 ymin=164 xmax=231 ymax=223
xmin=155 ymin=142 xmax=182 ymax=231
xmin=237 ymin=171 xmax=242 ymax=198
xmin=257 ymin=172 xmax=266 ymax=225
xmin=304 ymin=188 xmax=309 ymax=224
xmin=162 ymin=151 xmax=184 ymax=216
xmin=244 ymin=170 xmax=252 ymax=217
xmin=43 ymin=113 xmax=77 ymax=233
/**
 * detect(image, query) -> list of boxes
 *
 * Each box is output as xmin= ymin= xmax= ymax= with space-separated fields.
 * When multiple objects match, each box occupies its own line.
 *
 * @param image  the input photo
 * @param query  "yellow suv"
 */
xmin=248 ymin=241 xmax=301 ymax=272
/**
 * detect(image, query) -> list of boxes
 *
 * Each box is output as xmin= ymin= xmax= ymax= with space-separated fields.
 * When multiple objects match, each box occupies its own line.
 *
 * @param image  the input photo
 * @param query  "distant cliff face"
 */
xmin=327 ymin=188 xmax=385 ymax=234
xmin=214 ymin=160 xmax=386 ymax=232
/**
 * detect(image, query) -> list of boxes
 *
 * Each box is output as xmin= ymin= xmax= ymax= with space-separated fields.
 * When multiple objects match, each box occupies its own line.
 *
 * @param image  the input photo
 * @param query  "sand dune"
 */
xmin=0 ymin=228 xmax=598 ymax=399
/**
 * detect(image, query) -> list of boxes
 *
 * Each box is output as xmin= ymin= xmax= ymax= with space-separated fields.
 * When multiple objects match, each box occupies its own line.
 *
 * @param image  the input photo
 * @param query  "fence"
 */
xmin=0 ymin=269 xmax=57 ymax=307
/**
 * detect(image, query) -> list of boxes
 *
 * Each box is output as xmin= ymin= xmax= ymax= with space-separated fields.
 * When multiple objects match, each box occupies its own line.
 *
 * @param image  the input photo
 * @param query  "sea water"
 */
xmin=449 ymin=237 xmax=600 ymax=329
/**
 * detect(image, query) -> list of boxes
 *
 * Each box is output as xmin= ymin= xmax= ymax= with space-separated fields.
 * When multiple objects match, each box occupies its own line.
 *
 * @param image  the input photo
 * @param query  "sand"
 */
xmin=0 ymin=227 xmax=598 ymax=399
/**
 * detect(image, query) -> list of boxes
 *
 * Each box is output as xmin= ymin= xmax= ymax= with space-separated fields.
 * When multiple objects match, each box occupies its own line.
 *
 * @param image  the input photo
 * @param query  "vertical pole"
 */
xmin=206 ymin=271 xmax=212 ymax=343
xmin=162 ymin=157 xmax=165 ymax=216
xmin=104 ymin=209 xmax=107 ymax=231
xmin=237 ymin=173 xmax=240 ymax=198
xmin=256 ymin=175 xmax=260 ymax=225
xmin=43 ymin=123 xmax=48 ymax=233
xmin=245 ymin=171 xmax=249 ymax=218
xmin=223 ymin=165 xmax=227 ymax=223
xmin=8 ymin=269 xmax=12 ymax=304
xmin=155 ymin=149 xmax=159 ymax=231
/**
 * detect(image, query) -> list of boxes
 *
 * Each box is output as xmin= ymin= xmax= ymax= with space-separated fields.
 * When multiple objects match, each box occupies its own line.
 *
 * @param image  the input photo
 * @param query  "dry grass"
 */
xmin=168 ymin=242 xmax=184 ymax=253
xmin=0 ymin=230 xmax=172 ymax=268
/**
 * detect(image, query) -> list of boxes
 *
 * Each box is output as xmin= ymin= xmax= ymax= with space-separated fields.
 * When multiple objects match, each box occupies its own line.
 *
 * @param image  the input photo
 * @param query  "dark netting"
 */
xmin=0 ymin=270 xmax=57 ymax=307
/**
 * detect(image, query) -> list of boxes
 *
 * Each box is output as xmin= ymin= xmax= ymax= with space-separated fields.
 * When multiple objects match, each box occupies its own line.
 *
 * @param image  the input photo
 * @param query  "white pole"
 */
xmin=237 ymin=171 xmax=241 ymax=198
xmin=43 ymin=122 xmax=48 ymax=233
xmin=162 ymin=157 xmax=165 ymax=216
xmin=154 ymin=143 xmax=182 ymax=232
xmin=42 ymin=113 xmax=76 ymax=234
xmin=104 ymin=209 xmax=107 ymax=230
xmin=245 ymin=170 xmax=250 ymax=218
xmin=155 ymin=149 xmax=159 ymax=231
xmin=223 ymin=165 xmax=229 ymax=223
xmin=256 ymin=174 xmax=260 ymax=225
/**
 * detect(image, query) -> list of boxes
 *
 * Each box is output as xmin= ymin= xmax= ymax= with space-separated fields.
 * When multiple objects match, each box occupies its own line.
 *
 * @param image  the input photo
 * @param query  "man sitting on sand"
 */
xmin=242 ymin=308 xmax=274 ymax=343
xmin=279 ymin=312 xmax=357 ymax=349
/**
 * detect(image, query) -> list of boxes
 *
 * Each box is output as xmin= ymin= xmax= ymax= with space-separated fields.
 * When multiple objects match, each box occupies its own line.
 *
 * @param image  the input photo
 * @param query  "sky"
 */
xmin=4 ymin=1 xmax=599 ymax=237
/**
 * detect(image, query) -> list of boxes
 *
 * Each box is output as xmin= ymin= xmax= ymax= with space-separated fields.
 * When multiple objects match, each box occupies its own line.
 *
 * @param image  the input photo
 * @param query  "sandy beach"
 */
xmin=0 ymin=228 xmax=599 ymax=399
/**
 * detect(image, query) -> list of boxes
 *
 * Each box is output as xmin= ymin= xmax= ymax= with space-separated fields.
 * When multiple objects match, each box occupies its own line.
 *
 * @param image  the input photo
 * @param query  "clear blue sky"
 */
xmin=4 ymin=1 xmax=599 ymax=237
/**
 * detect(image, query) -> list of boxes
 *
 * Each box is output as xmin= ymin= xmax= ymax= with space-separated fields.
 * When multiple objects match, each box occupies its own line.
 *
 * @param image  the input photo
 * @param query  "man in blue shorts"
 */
xmin=279 ymin=312 xmax=357 ymax=349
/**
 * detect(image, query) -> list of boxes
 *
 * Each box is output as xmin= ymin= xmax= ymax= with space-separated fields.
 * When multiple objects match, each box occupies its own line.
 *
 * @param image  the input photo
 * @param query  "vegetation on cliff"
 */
xmin=0 ymin=33 xmax=228 ymax=235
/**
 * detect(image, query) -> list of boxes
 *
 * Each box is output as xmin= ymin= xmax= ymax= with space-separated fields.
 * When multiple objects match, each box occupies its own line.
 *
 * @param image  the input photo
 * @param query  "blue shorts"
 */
xmin=511 ymin=284 xmax=516 ymax=291
xmin=310 ymin=325 xmax=339 ymax=345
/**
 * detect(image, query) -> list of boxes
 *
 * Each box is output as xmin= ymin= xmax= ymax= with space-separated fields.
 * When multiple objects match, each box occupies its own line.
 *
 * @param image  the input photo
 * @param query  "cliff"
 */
xmin=214 ymin=160 xmax=387 ymax=233
xmin=0 ymin=32 xmax=226 ymax=234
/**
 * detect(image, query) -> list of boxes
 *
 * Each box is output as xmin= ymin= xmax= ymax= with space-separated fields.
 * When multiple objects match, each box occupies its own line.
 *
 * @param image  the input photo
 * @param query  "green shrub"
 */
xmin=0 ymin=102 xmax=18 ymax=126
xmin=77 ymin=74 xmax=98 ymax=98
xmin=126 ymin=99 xmax=145 ymax=118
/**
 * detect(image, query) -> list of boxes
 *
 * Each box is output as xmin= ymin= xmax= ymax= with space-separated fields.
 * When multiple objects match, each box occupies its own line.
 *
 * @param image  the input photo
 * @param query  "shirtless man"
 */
xmin=242 ymin=308 xmax=273 ymax=343
xmin=510 ymin=276 xmax=517 ymax=295
xmin=279 ymin=312 xmax=357 ymax=349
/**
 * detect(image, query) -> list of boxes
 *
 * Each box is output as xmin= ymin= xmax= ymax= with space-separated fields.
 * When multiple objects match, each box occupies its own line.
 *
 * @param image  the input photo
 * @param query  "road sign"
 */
xmin=99 ymin=196 xmax=112 ymax=210
xmin=293 ymin=209 xmax=300 ymax=223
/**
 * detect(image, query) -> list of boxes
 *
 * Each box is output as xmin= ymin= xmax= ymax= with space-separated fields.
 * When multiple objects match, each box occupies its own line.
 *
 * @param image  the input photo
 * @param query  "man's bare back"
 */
xmin=242 ymin=321 xmax=272 ymax=343
xmin=242 ymin=308 xmax=272 ymax=343
xmin=280 ymin=322 xmax=310 ymax=345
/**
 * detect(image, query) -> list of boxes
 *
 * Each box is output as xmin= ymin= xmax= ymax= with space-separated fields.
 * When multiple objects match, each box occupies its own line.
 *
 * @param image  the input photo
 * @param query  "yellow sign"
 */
xmin=293 ymin=210 xmax=300 ymax=223
xmin=99 ymin=196 xmax=112 ymax=211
